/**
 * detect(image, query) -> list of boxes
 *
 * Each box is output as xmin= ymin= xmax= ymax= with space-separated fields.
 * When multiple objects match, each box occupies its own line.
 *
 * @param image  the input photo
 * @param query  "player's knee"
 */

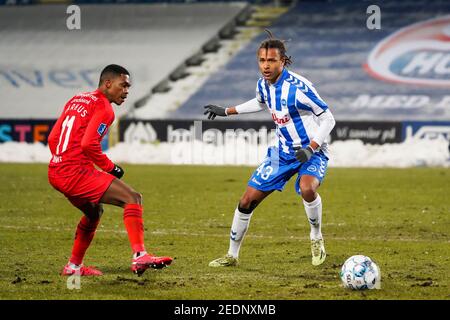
xmin=300 ymin=183 xmax=316 ymax=202
xmin=89 ymin=206 xmax=103 ymax=221
xmin=81 ymin=203 xmax=103 ymax=221
xmin=239 ymin=194 xmax=251 ymax=209
xmin=128 ymin=191 xmax=142 ymax=205
xmin=97 ymin=205 xmax=104 ymax=219
xmin=238 ymin=196 xmax=258 ymax=214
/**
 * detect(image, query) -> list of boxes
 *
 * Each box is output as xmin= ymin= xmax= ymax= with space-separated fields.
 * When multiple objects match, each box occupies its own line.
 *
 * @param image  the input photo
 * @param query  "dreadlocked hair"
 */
xmin=258 ymin=29 xmax=292 ymax=67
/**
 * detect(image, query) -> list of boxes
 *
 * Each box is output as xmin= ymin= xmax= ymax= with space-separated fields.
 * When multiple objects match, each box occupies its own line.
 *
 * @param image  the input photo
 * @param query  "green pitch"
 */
xmin=0 ymin=164 xmax=448 ymax=300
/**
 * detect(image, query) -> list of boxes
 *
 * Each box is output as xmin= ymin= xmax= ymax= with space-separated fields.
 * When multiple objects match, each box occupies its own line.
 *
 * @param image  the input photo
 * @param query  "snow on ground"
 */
xmin=1 ymin=137 xmax=449 ymax=167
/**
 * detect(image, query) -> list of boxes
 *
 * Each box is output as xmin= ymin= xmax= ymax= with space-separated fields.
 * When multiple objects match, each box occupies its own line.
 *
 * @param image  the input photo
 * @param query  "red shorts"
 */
xmin=48 ymin=164 xmax=115 ymax=208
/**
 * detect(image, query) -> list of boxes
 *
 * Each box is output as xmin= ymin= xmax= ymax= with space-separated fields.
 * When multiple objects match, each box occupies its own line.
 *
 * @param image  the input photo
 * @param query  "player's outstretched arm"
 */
xmin=203 ymin=104 xmax=229 ymax=120
xmin=203 ymin=98 xmax=264 ymax=120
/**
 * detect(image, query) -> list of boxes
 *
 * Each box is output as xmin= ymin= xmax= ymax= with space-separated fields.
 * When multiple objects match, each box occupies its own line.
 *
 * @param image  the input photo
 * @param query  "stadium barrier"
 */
xmin=1 ymin=119 xmax=448 ymax=167
xmin=117 ymin=119 xmax=450 ymax=145
xmin=111 ymin=120 xmax=449 ymax=166
xmin=2 ymin=119 xmax=449 ymax=147
xmin=0 ymin=119 xmax=110 ymax=150
xmin=0 ymin=119 xmax=450 ymax=157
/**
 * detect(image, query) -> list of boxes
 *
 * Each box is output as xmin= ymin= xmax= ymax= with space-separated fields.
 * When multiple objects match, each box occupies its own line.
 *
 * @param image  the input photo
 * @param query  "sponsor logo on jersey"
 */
xmin=365 ymin=15 xmax=450 ymax=87
xmin=271 ymin=112 xmax=290 ymax=125
xmin=97 ymin=123 xmax=107 ymax=136
xmin=307 ymin=165 xmax=317 ymax=173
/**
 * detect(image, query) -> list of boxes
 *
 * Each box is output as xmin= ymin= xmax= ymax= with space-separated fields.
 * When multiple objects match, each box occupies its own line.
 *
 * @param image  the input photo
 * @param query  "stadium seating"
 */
xmin=175 ymin=0 xmax=450 ymax=122
xmin=0 ymin=2 xmax=247 ymax=119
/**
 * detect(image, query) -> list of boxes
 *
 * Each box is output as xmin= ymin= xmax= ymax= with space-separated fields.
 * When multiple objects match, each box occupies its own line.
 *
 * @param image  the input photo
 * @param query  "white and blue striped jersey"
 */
xmin=256 ymin=68 xmax=330 ymax=157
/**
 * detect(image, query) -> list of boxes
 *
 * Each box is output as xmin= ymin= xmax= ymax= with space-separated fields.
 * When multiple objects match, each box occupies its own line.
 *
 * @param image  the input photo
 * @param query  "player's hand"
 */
xmin=203 ymin=104 xmax=227 ymax=120
xmin=109 ymin=164 xmax=124 ymax=179
xmin=294 ymin=146 xmax=315 ymax=163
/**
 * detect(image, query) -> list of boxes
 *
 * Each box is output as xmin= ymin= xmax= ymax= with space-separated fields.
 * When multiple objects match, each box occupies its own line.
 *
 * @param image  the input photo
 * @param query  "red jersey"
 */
xmin=48 ymin=89 xmax=115 ymax=175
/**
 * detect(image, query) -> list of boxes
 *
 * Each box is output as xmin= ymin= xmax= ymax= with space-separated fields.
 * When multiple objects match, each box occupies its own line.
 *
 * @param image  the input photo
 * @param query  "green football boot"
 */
xmin=208 ymin=254 xmax=238 ymax=267
xmin=311 ymin=238 xmax=326 ymax=266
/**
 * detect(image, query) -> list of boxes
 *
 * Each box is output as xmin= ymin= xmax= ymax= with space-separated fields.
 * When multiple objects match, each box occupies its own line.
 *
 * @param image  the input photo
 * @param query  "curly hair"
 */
xmin=258 ymin=29 xmax=292 ymax=66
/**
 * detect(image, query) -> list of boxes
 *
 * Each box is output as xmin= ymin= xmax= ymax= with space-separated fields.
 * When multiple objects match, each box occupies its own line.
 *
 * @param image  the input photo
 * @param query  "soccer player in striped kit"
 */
xmin=204 ymin=31 xmax=336 ymax=267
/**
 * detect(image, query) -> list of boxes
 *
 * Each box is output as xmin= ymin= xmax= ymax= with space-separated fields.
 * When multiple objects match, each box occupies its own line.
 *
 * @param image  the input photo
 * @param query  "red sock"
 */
xmin=69 ymin=215 xmax=99 ymax=265
xmin=123 ymin=204 xmax=146 ymax=253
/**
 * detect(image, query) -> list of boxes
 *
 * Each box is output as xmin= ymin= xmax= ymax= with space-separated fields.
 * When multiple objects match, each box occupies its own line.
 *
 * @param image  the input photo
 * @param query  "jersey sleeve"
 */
xmin=235 ymin=98 xmax=265 ymax=114
xmin=295 ymin=84 xmax=328 ymax=116
xmin=256 ymin=79 xmax=265 ymax=103
xmin=313 ymin=109 xmax=336 ymax=146
xmin=80 ymin=100 xmax=115 ymax=172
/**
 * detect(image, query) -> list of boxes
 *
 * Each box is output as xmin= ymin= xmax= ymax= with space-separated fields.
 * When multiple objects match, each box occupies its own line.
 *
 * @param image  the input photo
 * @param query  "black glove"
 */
xmin=294 ymin=146 xmax=315 ymax=163
xmin=203 ymin=104 xmax=227 ymax=120
xmin=109 ymin=164 xmax=124 ymax=179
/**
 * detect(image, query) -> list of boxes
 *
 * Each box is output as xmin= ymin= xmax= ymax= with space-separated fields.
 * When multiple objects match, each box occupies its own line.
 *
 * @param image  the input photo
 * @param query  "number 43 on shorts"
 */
xmin=256 ymin=162 xmax=273 ymax=180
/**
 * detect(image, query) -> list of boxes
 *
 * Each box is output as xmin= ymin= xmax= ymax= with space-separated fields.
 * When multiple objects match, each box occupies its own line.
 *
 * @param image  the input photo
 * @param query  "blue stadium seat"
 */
xmin=175 ymin=0 xmax=450 ymax=121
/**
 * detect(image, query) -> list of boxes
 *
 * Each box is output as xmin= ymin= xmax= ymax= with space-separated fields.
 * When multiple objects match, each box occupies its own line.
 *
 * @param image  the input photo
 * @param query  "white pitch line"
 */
xmin=0 ymin=224 xmax=448 ymax=243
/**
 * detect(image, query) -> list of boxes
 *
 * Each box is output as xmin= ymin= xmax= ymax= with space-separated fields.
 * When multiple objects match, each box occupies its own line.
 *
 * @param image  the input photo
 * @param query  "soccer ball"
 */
xmin=340 ymin=255 xmax=381 ymax=290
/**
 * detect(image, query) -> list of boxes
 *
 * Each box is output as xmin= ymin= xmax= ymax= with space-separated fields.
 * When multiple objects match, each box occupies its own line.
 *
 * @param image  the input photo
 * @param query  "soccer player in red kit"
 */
xmin=48 ymin=64 xmax=172 ymax=276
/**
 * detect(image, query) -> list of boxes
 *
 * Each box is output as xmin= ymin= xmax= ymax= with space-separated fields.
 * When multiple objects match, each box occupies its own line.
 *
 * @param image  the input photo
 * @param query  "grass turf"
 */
xmin=0 ymin=164 xmax=448 ymax=300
